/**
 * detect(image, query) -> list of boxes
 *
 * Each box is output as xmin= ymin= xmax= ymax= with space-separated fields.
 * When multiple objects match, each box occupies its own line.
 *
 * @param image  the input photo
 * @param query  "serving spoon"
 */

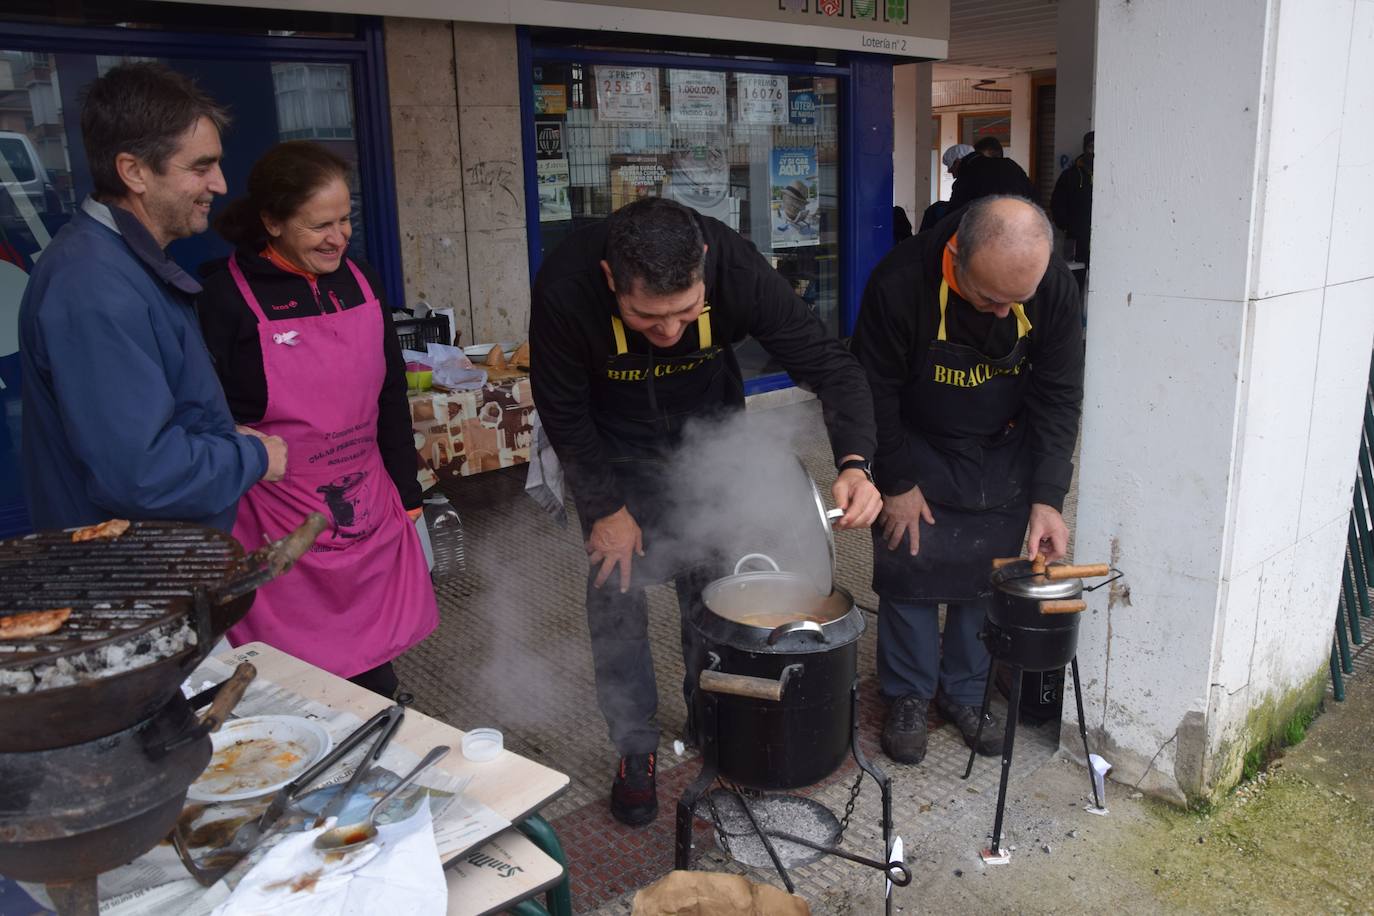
xmin=314 ymin=745 xmax=450 ymax=853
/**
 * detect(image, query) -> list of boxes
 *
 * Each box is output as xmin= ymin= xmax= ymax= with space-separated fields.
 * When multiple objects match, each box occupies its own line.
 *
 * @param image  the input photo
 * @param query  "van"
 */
xmin=0 ymin=131 xmax=64 ymax=218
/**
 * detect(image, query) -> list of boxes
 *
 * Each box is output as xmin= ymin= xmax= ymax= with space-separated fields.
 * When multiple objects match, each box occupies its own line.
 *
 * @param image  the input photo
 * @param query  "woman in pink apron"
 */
xmin=197 ymin=141 xmax=437 ymax=697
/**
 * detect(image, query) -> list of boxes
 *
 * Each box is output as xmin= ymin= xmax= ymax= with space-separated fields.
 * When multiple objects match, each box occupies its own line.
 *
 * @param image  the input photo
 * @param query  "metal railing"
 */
xmin=1331 ymin=352 xmax=1374 ymax=701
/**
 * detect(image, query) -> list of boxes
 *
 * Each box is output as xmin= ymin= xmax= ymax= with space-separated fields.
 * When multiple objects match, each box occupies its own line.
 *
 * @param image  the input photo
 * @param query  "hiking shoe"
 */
xmin=610 ymin=752 xmax=658 ymax=826
xmin=881 ymin=695 xmax=929 ymax=764
xmin=937 ymin=696 xmax=1004 ymax=756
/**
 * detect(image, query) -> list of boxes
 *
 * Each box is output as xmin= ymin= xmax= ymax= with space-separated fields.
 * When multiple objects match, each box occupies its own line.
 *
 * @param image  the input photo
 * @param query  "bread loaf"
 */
xmin=485 ymin=346 xmax=507 ymax=369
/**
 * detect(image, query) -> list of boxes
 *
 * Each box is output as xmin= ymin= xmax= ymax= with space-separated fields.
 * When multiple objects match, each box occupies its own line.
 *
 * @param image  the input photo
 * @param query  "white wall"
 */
xmin=1070 ymin=0 xmax=1374 ymax=802
xmin=1053 ymin=0 xmax=1095 ymax=175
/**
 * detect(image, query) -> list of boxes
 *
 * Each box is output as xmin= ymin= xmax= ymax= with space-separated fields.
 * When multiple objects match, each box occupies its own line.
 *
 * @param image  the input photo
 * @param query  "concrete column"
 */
xmin=1068 ymin=0 xmax=1374 ymax=804
xmin=384 ymin=18 xmax=472 ymax=338
xmin=1053 ymin=0 xmax=1096 ymax=177
xmin=893 ymin=63 xmax=934 ymax=230
xmin=892 ymin=64 xmax=917 ymax=228
xmin=1007 ymin=73 xmax=1032 ymax=172
xmin=916 ymin=64 xmax=934 ymax=208
xmin=453 ymin=22 xmax=531 ymax=344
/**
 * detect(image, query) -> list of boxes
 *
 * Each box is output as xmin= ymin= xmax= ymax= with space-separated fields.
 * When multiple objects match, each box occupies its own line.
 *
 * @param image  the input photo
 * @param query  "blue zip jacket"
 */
xmin=19 ymin=198 xmax=267 ymax=531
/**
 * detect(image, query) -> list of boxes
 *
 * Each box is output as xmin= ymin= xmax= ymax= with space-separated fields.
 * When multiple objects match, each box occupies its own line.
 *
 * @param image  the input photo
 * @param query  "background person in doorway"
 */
xmin=919 ymin=143 xmax=975 ymax=234
xmin=949 ymin=155 xmax=1036 ymax=212
xmin=18 ymin=62 xmax=285 ymax=531
xmin=1052 ymin=130 xmax=1095 ymax=270
xmin=530 ymin=197 xmax=881 ymax=827
xmin=851 ymin=196 xmax=1084 ymax=767
xmin=197 ymin=141 xmax=436 ymax=699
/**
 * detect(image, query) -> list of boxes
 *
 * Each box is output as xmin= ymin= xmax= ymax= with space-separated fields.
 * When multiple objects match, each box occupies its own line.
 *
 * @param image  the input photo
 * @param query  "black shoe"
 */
xmin=881 ymin=695 xmax=929 ymax=764
xmin=610 ymin=752 xmax=658 ymax=826
xmin=937 ymin=696 xmax=1004 ymax=756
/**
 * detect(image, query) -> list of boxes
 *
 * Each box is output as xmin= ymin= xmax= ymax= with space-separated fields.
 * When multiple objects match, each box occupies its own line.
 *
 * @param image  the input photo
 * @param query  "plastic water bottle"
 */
xmin=423 ymin=493 xmax=465 ymax=582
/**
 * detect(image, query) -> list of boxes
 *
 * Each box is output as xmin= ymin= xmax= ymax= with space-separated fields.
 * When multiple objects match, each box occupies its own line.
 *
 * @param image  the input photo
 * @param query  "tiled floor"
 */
xmin=397 ymin=399 xmax=1071 ymax=913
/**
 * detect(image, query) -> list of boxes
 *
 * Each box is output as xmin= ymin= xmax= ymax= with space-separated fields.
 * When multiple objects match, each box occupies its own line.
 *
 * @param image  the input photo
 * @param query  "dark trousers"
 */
xmin=348 ymin=660 xmax=400 ymax=699
xmin=585 ymin=564 xmax=719 ymax=756
xmin=876 ymin=596 xmax=991 ymax=707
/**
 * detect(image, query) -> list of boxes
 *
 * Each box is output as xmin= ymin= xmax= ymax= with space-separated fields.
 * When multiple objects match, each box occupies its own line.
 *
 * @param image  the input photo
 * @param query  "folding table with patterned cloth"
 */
xmin=409 ymin=363 xmax=534 ymax=487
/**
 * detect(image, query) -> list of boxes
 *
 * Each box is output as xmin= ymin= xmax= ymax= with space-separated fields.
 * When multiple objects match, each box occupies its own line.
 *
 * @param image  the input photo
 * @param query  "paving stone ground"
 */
xmin=396 ymin=398 xmax=1370 ymax=915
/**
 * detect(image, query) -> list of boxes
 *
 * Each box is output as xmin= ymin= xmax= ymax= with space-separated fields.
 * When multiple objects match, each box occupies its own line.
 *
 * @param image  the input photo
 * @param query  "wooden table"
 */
xmin=218 ymin=643 xmax=571 ymax=915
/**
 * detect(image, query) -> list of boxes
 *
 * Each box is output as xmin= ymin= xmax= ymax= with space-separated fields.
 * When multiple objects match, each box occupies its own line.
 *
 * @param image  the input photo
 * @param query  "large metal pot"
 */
xmin=695 ymin=555 xmax=864 ymax=790
xmin=984 ymin=559 xmax=1110 ymax=671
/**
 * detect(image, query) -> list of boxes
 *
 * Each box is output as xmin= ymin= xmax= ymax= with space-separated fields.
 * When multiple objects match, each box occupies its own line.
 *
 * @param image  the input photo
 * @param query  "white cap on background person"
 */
xmin=942 ymin=144 xmax=975 ymax=172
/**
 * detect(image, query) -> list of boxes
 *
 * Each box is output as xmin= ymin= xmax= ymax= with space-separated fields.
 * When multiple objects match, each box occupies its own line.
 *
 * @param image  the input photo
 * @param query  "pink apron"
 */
xmin=225 ymin=253 xmax=437 ymax=679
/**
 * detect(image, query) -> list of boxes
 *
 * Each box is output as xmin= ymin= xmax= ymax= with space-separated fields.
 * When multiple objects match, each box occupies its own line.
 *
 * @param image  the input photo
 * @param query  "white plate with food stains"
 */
xmin=187 ymin=715 xmax=333 ymax=803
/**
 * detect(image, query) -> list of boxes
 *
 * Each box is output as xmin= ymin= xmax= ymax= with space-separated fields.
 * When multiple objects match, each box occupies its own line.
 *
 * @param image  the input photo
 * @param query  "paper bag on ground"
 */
xmin=632 ymin=871 xmax=810 ymax=916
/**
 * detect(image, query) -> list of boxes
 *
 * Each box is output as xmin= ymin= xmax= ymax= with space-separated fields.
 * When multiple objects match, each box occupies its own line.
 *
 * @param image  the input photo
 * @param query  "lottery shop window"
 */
xmin=529 ymin=57 xmax=844 ymax=381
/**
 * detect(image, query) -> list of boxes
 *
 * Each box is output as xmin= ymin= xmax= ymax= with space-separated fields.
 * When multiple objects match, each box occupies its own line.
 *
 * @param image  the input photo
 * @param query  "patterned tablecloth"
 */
xmin=409 ymin=371 xmax=533 ymax=487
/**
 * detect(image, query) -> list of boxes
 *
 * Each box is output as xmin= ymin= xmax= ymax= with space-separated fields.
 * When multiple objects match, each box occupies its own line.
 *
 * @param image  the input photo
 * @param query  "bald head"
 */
xmin=951 ymin=196 xmax=1052 ymax=317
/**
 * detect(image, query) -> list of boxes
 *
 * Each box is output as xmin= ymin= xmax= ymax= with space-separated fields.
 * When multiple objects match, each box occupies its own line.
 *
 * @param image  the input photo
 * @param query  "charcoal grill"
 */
xmin=0 ymin=514 xmax=326 ymax=915
xmin=0 ymin=518 xmax=320 ymax=751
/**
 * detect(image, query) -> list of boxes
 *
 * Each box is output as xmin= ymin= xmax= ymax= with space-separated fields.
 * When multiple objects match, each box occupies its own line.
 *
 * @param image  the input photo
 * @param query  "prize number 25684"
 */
xmin=604 ymin=79 xmax=652 ymax=95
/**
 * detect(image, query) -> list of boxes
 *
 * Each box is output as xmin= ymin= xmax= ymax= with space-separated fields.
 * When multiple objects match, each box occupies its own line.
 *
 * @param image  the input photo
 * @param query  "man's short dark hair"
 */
xmin=81 ymin=62 xmax=230 ymax=200
xmin=1083 ymin=131 xmax=1095 ymax=151
xmin=955 ymin=195 xmax=1052 ymax=270
xmin=605 ymin=197 xmax=706 ymax=297
xmin=973 ymin=136 xmax=1004 ymax=157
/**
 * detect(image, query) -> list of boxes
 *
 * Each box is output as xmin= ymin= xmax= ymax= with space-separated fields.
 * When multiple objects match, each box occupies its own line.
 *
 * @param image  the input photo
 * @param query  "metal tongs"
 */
xmin=171 ymin=703 xmax=406 ymax=886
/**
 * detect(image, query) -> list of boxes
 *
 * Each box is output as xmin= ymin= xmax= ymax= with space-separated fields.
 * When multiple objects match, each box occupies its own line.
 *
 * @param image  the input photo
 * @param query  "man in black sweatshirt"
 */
xmin=850 ymin=195 xmax=1084 ymax=766
xmin=530 ymin=197 xmax=881 ymax=826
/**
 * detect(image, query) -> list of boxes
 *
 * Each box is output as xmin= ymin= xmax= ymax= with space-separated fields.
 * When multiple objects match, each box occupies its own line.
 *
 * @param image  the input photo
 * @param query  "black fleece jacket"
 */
xmin=850 ymin=211 xmax=1084 ymax=511
xmin=196 ymin=248 xmax=421 ymax=510
xmin=530 ymin=212 xmax=878 ymax=525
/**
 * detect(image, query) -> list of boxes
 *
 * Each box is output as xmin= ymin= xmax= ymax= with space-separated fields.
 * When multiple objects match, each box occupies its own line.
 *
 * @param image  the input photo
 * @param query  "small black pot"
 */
xmin=984 ymin=560 xmax=1085 ymax=671
xmin=694 ymin=561 xmax=864 ymax=790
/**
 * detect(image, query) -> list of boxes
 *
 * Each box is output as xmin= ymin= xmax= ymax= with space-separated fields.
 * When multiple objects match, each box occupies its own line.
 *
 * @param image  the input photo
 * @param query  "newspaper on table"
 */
xmin=19 ymin=654 xmax=510 ymax=914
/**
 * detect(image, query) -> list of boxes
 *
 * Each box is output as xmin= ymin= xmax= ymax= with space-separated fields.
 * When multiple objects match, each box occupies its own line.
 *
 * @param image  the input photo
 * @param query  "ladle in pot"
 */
xmin=313 ymin=745 xmax=450 ymax=853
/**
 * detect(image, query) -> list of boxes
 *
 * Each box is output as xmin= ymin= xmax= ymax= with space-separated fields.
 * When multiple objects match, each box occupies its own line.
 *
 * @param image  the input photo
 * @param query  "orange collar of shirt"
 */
xmin=261 ymin=243 xmax=318 ymax=283
xmin=941 ymin=234 xmax=965 ymax=298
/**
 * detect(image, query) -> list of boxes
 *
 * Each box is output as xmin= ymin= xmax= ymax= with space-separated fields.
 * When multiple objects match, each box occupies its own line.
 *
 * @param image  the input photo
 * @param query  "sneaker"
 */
xmin=610 ymin=752 xmax=658 ymax=826
xmin=881 ymin=695 xmax=929 ymax=764
xmin=936 ymin=695 xmax=1005 ymax=756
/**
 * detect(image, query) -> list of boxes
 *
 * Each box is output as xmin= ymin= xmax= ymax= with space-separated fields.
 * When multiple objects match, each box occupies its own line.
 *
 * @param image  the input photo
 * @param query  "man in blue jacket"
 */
xmin=19 ymin=63 xmax=285 ymax=531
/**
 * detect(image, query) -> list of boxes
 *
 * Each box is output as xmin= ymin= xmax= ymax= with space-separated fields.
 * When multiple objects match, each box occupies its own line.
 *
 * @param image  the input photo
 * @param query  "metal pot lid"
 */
xmin=782 ymin=456 xmax=837 ymax=596
xmin=990 ymin=560 xmax=1083 ymax=599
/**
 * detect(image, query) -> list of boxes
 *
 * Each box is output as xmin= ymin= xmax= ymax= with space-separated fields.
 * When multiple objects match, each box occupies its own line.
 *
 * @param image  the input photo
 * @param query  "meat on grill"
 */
xmin=0 ymin=608 xmax=72 ymax=640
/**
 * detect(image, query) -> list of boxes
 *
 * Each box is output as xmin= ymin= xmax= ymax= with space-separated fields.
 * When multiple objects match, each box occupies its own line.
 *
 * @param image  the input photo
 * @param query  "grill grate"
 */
xmin=0 ymin=522 xmax=243 ymax=670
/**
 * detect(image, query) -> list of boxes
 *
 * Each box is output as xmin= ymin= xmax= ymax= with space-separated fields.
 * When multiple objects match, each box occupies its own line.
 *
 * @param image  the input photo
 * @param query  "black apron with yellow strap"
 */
xmin=586 ymin=306 xmax=735 ymax=583
xmin=593 ymin=305 xmax=734 ymax=459
xmin=872 ymin=279 xmax=1035 ymax=603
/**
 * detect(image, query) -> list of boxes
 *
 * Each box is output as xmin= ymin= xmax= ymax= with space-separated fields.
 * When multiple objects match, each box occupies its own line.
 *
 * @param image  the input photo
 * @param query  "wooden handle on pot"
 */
xmin=699 ymin=670 xmax=785 ymax=702
xmin=991 ymin=557 xmax=1022 ymax=569
xmin=1046 ymin=564 xmax=1112 ymax=580
xmin=1040 ymin=599 xmax=1087 ymax=615
xmin=1031 ymin=553 xmax=1047 ymax=576
xmin=197 ymin=662 xmax=256 ymax=733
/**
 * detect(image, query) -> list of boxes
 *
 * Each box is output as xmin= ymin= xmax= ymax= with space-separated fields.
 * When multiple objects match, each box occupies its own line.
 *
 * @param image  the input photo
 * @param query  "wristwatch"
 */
xmin=838 ymin=458 xmax=874 ymax=484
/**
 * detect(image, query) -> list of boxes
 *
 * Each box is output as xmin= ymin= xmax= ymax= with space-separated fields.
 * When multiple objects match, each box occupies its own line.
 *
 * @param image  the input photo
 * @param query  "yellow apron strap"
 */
xmin=1010 ymin=302 xmax=1032 ymax=339
xmin=698 ymin=304 xmax=712 ymax=349
xmin=610 ymin=315 xmax=628 ymax=355
xmin=937 ymin=279 xmax=949 ymax=342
